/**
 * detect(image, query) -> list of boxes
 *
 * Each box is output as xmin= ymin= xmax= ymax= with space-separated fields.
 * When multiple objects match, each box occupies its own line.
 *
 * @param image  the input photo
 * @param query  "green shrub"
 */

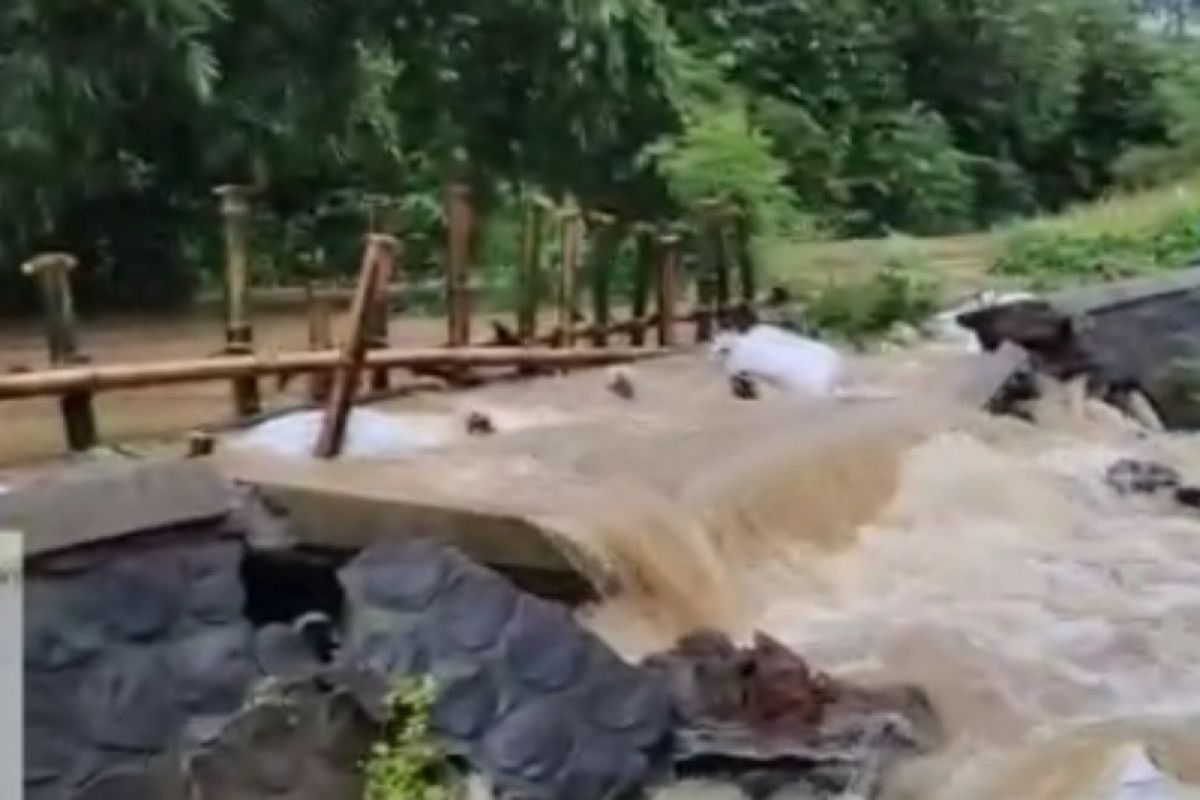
xmin=363 ymin=677 xmax=455 ymax=800
xmin=802 ymin=245 xmax=942 ymax=341
xmin=992 ymin=207 xmax=1200 ymax=289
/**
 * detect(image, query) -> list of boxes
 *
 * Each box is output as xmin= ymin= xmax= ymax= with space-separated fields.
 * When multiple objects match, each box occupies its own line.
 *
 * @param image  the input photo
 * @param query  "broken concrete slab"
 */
xmin=1 ymin=459 xmax=234 ymax=558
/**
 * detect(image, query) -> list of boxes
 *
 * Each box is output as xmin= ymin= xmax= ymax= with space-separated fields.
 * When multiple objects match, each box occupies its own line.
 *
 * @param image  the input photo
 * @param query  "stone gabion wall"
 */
xmin=24 ymin=527 xmax=676 ymax=800
xmin=24 ymin=525 xmax=258 ymax=799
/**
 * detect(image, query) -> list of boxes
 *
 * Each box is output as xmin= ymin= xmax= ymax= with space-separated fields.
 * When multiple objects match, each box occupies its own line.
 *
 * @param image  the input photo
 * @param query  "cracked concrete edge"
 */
xmin=0 ymin=459 xmax=235 ymax=559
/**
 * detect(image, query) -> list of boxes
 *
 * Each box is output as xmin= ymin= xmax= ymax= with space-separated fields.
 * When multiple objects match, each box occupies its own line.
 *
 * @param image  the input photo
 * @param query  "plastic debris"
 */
xmin=233 ymin=408 xmax=456 ymax=459
xmin=711 ymin=325 xmax=844 ymax=397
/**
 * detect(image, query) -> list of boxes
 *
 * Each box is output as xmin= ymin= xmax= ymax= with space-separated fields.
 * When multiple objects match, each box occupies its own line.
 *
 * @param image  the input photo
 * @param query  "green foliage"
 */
xmin=992 ymin=187 xmax=1200 ymax=289
xmin=646 ymin=92 xmax=800 ymax=234
xmin=363 ymin=677 xmax=454 ymax=800
xmin=802 ymin=243 xmax=942 ymax=340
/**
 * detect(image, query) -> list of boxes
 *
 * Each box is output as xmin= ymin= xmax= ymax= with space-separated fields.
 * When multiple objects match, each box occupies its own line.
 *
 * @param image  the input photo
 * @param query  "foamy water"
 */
xmin=576 ymin=384 xmax=1200 ymax=798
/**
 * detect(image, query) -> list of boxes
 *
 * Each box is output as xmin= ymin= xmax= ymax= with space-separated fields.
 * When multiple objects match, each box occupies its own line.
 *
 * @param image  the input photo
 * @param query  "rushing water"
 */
xmin=225 ymin=344 xmax=1200 ymax=797
xmin=563 ymin=376 xmax=1200 ymax=798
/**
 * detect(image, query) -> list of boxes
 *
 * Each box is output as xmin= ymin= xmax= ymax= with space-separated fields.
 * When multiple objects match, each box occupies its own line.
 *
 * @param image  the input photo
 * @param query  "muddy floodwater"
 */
xmin=216 ymin=338 xmax=1200 ymax=797
xmin=574 ymin=374 xmax=1200 ymax=799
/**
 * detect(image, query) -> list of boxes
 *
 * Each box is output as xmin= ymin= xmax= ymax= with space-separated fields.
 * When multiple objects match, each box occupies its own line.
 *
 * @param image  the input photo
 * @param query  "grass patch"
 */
xmin=991 ymin=175 xmax=1200 ymax=289
xmin=363 ymin=677 xmax=456 ymax=800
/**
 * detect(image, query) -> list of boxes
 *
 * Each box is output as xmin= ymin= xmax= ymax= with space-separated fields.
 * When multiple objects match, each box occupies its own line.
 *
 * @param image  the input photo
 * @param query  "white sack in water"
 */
xmin=233 ymin=408 xmax=455 ymax=459
xmin=711 ymin=325 xmax=844 ymax=396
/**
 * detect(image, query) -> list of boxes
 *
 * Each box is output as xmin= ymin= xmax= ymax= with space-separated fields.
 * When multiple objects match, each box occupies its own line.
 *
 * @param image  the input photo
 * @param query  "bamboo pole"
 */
xmin=657 ymin=234 xmax=681 ymax=348
xmin=215 ymin=184 xmax=261 ymax=417
xmin=305 ymin=282 xmax=335 ymax=403
xmin=315 ymin=235 xmax=398 ymax=459
xmin=586 ymin=211 xmax=619 ymax=348
xmin=630 ymin=224 xmax=654 ymax=347
xmin=446 ymin=182 xmax=473 ymax=347
xmin=0 ymin=347 xmax=667 ymax=401
xmin=23 ymin=253 xmax=97 ymax=452
xmin=556 ymin=205 xmax=584 ymax=348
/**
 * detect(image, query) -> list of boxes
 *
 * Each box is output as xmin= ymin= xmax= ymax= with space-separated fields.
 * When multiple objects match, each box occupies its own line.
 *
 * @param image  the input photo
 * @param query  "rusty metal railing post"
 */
xmin=446 ymin=182 xmax=473 ymax=347
xmin=23 ymin=253 xmax=97 ymax=452
xmin=215 ymin=184 xmax=261 ymax=417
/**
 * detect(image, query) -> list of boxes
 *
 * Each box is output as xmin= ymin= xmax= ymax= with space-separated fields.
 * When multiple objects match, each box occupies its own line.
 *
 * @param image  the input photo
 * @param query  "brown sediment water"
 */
xmin=222 ymin=343 xmax=1200 ymax=796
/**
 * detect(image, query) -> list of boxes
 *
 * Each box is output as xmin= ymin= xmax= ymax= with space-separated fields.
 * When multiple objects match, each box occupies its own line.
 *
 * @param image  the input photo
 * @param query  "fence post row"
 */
xmin=23 ymin=253 xmax=98 ymax=452
xmin=214 ymin=184 xmax=261 ymax=418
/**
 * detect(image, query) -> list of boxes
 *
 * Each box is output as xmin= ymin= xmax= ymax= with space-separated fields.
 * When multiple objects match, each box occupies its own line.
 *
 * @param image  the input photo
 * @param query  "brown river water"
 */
xmin=452 ymin=356 xmax=1200 ymax=799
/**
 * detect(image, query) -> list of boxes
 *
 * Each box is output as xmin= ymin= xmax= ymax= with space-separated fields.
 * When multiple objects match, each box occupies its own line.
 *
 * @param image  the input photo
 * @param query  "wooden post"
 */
xmin=305 ymin=282 xmax=334 ymax=403
xmin=695 ymin=201 xmax=722 ymax=342
xmin=215 ymin=184 xmax=260 ymax=417
xmin=556 ymin=205 xmax=584 ymax=348
xmin=656 ymin=235 xmax=681 ymax=348
xmin=365 ymin=242 xmax=396 ymax=392
xmin=446 ymin=182 xmax=473 ymax=347
xmin=732 ymin=206 xmax=757 ymax=304
xmin=518 ymin=196 xmax=550 ymax=343
xmin=23 ymin=253 xmax=97 ymax=452
xmin=630 ymin=224 xmax=654 ymax=347
xmin=587 ymin=211 xmax=618 ymax=348
xmin=314 ymin=234 xmax=397 ymax=459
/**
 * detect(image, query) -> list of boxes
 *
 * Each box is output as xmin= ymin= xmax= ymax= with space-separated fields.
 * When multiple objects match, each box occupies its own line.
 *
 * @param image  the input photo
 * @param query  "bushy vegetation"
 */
xmin=1 ymin=0 xmax=1198 ymax=313
xmin=800 ymin=243 xmax=943 ymax=342
xmin=363 ymin=677 xmax=456 ymax=800
xmin=992 ymin=175 xmax=1200 ymax=288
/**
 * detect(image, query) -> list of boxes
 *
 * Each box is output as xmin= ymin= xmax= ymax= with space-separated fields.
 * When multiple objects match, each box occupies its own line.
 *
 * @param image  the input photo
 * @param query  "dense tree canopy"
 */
xmin=0 ymin=0 xmax=1194 ymax=311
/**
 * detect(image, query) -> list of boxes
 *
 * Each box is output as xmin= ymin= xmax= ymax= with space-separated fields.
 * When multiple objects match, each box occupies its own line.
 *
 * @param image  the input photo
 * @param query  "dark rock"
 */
xmin=432 ymin=665 xmax=502 ymax=741
xmin=254 ymin=624 xmax=322 ymax=679
xmin=502 ymin=597 xmax=590 ymax=693
xmin=79 ymin=647 xmax=180 ymax=752
xmin=168 ymin=623 xmax=256 ymax=716
xmin=732 ymin=373 xmax=759 ymax=401
xmin=1106 ymin=459 xmax=1181 ymax=496
xmin=343 ymin=541 xmax=450 ymax=613
xmin=1176 ymin=486 xmax=1200 ymax=509
xmin=100 ymin=552 xmax=185 ymax=641
xmin=481 ymin=699 xmax=575 ymax=787
xmin=434 ymin=567 xmax=518 ymax=653
xmin=645 ymin=630 xmax=938 ymax=795
xmin=184 ymin=541 xmax=247 ymax=625
xmin=25 ymin=576 xmax=108 ymax=671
